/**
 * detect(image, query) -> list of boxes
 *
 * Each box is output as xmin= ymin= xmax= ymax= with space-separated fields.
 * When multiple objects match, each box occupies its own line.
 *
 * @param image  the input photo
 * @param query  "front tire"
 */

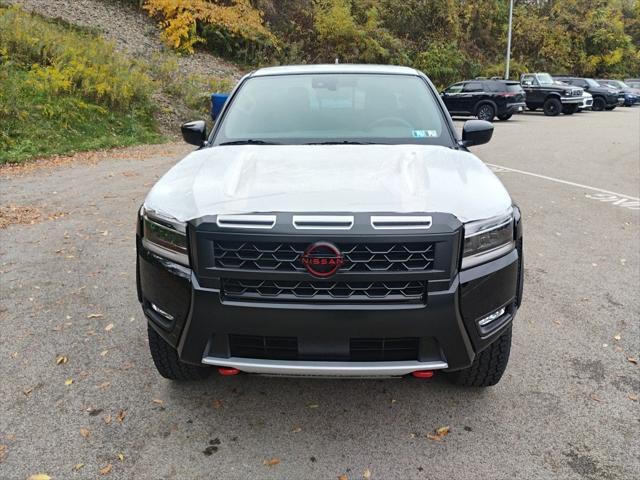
xmin=543 ymin=98 xmax=561 ymax=116
xmin=497 ymin=113 xmax=512 ymax=121
xmin=448 ymin=325 xmax=512 ymax=387
xmin=476 ymin=103 xmax=495 ymax=122
xmin=592 ymin=97 xmax=605 ymax=111
xmin=148 ymin=325 xmax=211 ymax=380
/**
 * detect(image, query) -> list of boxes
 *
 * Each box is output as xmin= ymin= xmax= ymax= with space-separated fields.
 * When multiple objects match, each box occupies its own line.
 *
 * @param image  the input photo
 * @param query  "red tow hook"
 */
xmin=218 ymin=367 xmax=240 ymax=376
xmin=411 ymin=370 xmax=435 ymax=379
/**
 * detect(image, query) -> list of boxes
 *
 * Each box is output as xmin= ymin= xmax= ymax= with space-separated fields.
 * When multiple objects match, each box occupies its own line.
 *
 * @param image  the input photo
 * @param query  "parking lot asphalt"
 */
xmin=1 ymin=108 xmax=639 ymax=480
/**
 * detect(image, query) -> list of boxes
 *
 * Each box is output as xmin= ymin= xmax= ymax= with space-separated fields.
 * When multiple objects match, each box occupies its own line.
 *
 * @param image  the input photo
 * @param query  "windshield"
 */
xmin=536 ymin=73 xmax=554 ymax=85
xmin=585 ymin=78 xmax=600 ymax=87
xmin=214 ymin=73 xmax=448 ymax=146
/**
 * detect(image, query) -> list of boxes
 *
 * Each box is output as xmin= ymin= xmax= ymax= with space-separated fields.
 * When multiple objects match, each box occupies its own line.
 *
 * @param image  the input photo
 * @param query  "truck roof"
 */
xmin=251 ymin=64 xmax=420 ymax=77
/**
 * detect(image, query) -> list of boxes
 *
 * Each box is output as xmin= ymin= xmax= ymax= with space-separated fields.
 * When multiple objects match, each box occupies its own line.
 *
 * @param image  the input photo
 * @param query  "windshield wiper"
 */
xmin=219 ymin=139 xmax=280 ymax=146
xmin=305 ymin=141 xmax=388 ymax=145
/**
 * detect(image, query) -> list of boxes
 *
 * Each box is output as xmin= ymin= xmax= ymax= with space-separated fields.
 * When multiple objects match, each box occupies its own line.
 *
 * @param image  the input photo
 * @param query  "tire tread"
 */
xmin=148 ymin=325 xmax=210 ymax=380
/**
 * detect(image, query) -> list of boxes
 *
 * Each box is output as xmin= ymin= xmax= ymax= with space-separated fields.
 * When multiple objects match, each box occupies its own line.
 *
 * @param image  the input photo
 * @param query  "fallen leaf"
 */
xmin=100 ymin=350 xmax=109 ymax=356
xmin=99 ymin=382 xmax=110 ymax=390
xmin=613 ymin=334 xmax=621 ymax=341
xmin=427 ymin=426 xmax=450 ymax=441
xmin=338 ymin=475 xmax=348 ymax=480
xmin=629 ymin=394 xmax=638 ymax=402
xmin=363 ymin=468 xmax=372 ymax=479
xmin=80 ymin=428 xmax=90 ymax=438
xmin=74 ymin=463 xmax=85 ymax=471
xmin=263 ymin=458 xmax=280 ymax=467
xmin=99 ymin=463 xmax=112 ymax=475
xmin=308 ymin=404 xmax=319 ymax=409
xmin=212 ymin=399 xmax=223 ymax=409
xmin=118 ymin=453 xmax=125 ymax=462
xmin=628 ymin=357 xmax=638 ymax=365
xmin=87 ymin=313 xmax=103 ymax=319
xmin=291 ymin=427 xmax=302 ymax=433
xmin=0 ymin=444 xmax=6 ymax=462
xmin=65 ymin=379 xmax=74 ymax=386
xmin=116 ymin=410 xmax=126 ymax=423
xmin=23 ymin=387 xmax=33 ymax=396
xmin=104 ymin=323 xmax=114 ymax=332
xmin=56 ymin=355 xmax=68 ymax=365
xmin=27 ymin=475 xmax=51 ymax=480
xmin=152 ymin=399 xmax=164 ymax=406
xmin=103 ymin=414 xmax=112 ymax=425
xmin=590 ymin=394 xmax=602 ymax=402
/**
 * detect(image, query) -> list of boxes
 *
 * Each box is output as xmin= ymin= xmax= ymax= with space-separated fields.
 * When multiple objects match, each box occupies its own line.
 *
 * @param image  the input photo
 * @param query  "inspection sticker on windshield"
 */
xmin=412 ymin=130 xmax=437 ymax=138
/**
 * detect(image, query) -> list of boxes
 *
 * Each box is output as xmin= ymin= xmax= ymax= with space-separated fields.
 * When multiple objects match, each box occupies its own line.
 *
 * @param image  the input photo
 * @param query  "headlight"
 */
xmin=141 ymin=208 xmax=189 ymax=266
xmin=462 ymin=209 xmax=515 ymax=269
xmin=564 ymin=90 xmax=572 ymax=96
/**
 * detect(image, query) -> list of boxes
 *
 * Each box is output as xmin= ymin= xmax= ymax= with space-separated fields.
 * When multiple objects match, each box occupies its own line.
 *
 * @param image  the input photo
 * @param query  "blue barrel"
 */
xmin=211 ymin=93 xmax=229 ymax=121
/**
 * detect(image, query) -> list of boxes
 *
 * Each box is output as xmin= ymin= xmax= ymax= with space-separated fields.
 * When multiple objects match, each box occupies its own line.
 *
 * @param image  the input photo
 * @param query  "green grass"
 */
xmin=0 ymin=6 xmax=162 ymax=164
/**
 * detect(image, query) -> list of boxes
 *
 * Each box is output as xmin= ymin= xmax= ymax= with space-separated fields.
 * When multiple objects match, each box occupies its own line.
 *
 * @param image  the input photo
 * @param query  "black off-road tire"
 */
xmin=497 ymin=113 xmax=512 ymax=121
xmin=476 ymin=103 xmax=495 ymax=122
xmin=448 ymin=325 xmax=512 ymax=387
xmin=543 ymin=97 xmax=562 ymax=116
xmin=592 ymin=97 xmax=606 ymax=111
xmin=148 ymin=325 xmax=211 ymax=380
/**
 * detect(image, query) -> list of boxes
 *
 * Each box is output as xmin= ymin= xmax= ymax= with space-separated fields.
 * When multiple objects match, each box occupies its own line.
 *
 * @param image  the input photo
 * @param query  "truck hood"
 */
xmin=144 ymin=144 xmax=512 ymax=224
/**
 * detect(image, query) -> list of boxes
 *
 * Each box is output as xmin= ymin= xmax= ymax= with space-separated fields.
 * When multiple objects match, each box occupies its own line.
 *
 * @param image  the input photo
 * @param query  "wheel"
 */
xmin=447 ymin=325 xmax=512 ymax=387
xmin=526 ymin=106 xmax=537 ymax=111
xmin=543 ymin=97 xmax=562 ymax=116
xmin=476 ymin=103 xmax=495 ymax=121
xmin=562 ymin=104 xmax=578 ymax=115
xmin=497 ymin=113 xmax=512 ymax=121
xmin=148 ymin=325 xmax=211 ymax=380
xmin=592 ymin=97 xmax=605 ymax=111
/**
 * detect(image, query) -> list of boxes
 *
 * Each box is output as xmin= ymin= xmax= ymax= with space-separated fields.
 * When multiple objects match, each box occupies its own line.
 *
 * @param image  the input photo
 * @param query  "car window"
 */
xmin=585 ymin=79 xmax=600 ymax=88
xmin=536 ymin=73 xmax=554 ymax=85
xmin=521 ymin=75 xmax=536 ymax=85
xmin=445 ymin=83 xmax=463 ymax=94
xmin=462 ymin=82 xmax=483 ymax=93
xmin=505 ymin=83 xmax=524 ymax=93
xmin=215 ymin=73 xmax=448 ymax=145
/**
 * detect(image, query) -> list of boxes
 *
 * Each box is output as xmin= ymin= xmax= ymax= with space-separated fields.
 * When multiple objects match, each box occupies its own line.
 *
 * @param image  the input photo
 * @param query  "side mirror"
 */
xmin=210 ymin=93 xmax=229 ymax=121
xmin=461 ymin=120 xmax=493 ymax=147
xmin=181 ymin=120 xmax=207 ymax=147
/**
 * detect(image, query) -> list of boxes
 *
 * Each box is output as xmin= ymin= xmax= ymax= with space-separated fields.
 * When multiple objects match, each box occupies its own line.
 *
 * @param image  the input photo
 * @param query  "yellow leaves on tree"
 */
xmin=144 ymin=0 xmax=276 ymax=53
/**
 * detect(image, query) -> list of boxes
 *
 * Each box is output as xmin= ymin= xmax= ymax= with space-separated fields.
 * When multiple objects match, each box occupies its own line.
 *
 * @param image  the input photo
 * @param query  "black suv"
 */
xmin=554 ymin=76 xmax=620 ymax=111
xmin=520 ymin=73 xmax=583 ymax=115
xmin=441 ymin=79 xmax=526 ymax=121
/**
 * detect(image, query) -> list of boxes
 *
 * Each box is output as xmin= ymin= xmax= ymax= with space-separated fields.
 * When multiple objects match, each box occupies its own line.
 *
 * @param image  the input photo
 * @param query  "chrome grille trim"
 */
xmin=292 ymin=215 xmax=354 ymax=230
xmin=371 ymin=215 xmax=433 ymax=230
xmin=216 ymin=215 xmax=276 ymax=229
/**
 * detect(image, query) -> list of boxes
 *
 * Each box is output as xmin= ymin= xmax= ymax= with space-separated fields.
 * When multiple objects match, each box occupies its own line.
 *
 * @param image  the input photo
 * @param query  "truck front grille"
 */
xmin=222 ymin=278 xmax=425 ymax=302
xmin=214 ymin=240 xmax=434 ymax=272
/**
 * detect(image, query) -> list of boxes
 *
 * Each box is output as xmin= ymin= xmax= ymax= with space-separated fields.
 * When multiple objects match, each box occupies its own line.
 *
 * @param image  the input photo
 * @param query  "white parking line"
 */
xmin=487 ymin=163 xmax=640 ymax=210
xmin=487 ymin=164 xmax=639 ymax=200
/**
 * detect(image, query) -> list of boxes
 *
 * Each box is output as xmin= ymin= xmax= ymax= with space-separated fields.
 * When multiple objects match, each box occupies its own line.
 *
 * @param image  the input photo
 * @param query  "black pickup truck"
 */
xmin=554 ymin=76 xmax=621 ymax=111
xmin=520 ymin=73 xmax=583 ymax=116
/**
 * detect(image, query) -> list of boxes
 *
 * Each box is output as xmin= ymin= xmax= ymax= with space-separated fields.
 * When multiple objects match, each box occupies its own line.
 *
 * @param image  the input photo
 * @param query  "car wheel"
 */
xmin=497 ymin=113 xmax=512 ymax=121
xmin=592 ymin=97 xmax=605 ymax=111
xmin=476 ymin=104 xmax=495 ymax=121
xmin=148 ymin=325 xmax=211 ymax=380
xmin=543 ymin=98 xmax=562 ymax=116
xmin=447 ymin=325 xmax=512 ymax=387
xmin=562 ymin=104 xmax=578 ymax=115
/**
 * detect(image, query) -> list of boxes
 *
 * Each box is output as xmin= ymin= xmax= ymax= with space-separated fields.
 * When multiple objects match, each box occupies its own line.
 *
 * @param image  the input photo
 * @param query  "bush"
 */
xmin=414 ymin=42 xmax=479 ymax=88
xmin=143 ymin=0 xmax=278 ymax=63
xmin=0 ymin=6 xmax=160 ymax=163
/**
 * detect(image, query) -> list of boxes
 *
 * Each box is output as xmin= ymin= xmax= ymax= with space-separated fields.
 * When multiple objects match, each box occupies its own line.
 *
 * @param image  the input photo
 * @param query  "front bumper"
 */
xmin=560 ymin=96 xmax=583 ymax=104
xmin=137 ymin=213 xmax=523 ymax=377
xmin=506 ymin=102 xmax=526 ymax=114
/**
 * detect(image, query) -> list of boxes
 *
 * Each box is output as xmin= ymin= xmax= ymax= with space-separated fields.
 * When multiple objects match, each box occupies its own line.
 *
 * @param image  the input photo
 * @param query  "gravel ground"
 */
xmin=0 ymin=108 xmax=639 ymax=479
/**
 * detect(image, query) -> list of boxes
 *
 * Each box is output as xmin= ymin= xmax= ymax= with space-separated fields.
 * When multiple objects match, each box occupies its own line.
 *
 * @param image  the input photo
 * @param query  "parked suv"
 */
xmin=596 ymin=79 xmax=639 ymax=106
xmin=520 ymin=73 xmax=583 ymax=115
xmin=137 ymin=65 xmax=524 ymax=387
xmin=441 ymin=79 xmax=526 ymax=121
xmin=554 ymin=76 xmax=620 ymax=111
